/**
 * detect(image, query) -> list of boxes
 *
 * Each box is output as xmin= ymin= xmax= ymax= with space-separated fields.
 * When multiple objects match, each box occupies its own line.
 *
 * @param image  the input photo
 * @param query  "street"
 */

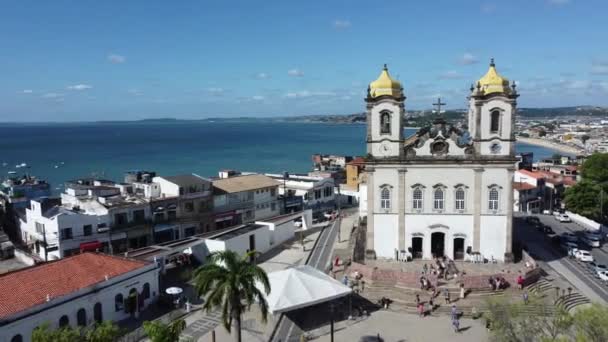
xmin=270 ymin=217 xmax=341 ymax=342
xmin=517 ymin=213 xmax=608 ymax=303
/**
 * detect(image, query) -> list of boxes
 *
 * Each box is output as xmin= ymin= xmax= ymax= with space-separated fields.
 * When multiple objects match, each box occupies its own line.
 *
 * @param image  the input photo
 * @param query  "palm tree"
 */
xmin=193 ymin=250 xmax=271 ymax=342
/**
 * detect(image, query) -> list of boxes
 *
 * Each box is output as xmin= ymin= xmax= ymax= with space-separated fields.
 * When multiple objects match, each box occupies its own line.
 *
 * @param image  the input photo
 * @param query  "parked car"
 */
xmin=562 ymin=232 xmax=578 ymax=243
xmin=543 ymin=209 xmax=553 ymax=215
xmin=525 ymin=216 xmax=541 ymax=225
xmin=561 ymin=240 xmax=578 ymax=253
xmin=589 ymin=262 xmax=608 ymax=275
xmin=582 ymin=233 xmax=601 ymax=248
xmin=575 ymin=250 xmax=594 ymax=262
xmin=598 ymin=270 xmax=608 ymax=282
xmin=542 ymin=225 xmax=555 ymax=234
xmin=557 ymin=214 xmax=571 ymax=223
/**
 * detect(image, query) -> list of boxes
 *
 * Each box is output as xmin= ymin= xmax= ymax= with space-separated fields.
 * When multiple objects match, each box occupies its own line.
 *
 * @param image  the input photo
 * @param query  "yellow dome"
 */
xmin=369 ymin=64 xmax=403 ymax=99
xmin=477 ymin=59 xmax=510 ymax=95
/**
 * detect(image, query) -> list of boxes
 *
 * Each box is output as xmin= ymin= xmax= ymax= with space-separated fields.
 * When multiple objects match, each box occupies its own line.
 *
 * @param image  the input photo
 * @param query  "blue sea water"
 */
xmin=0 ymin=122 xmax=561 ymax=191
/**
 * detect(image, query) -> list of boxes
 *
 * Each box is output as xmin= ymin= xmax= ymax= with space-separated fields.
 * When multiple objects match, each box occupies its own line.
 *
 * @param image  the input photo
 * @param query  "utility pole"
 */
xmin=42 ymin=224 xmax=48 ymax=262
xmin=283 ymin=171 xmax=289 ymax=214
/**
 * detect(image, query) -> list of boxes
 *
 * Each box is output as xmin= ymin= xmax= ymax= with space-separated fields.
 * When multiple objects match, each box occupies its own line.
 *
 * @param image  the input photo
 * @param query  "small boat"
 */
xmin=54 ymin=165 xmax=59 ymax=169
xmin=8 ymin=171 xmax=17 ymax=175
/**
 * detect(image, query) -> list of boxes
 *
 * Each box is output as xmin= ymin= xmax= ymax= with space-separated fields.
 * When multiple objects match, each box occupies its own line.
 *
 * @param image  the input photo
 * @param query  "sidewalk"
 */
xmin=181 ymin=227 xmax=324 ymax=341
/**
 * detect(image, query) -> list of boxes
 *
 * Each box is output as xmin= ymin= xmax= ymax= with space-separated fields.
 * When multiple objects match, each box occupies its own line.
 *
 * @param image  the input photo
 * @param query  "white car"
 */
xmin=294 ymin=220 xmax=303 ymax=228
xmin=598 ymin=270 xmax=608 ymax=282
xmin=557 ymin=214 xmax=571 ymax=223
xmin=575 ymin=250 xmax=594 ymax=262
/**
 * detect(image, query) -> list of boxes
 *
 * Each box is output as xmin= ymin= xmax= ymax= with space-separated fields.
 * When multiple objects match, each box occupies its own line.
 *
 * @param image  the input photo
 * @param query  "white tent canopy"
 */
xmin=259 ymin=265 xmax=352 ymax=314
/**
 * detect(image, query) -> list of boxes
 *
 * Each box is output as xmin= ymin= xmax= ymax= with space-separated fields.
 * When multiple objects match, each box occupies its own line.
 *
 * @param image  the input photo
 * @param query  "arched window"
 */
xmin=94 ymin=302 xmax=103 ymax=323
xmin=142 ymin=283 xmax=150 ymax=300
xmin=433 ymin=188 xmax=444 ymax=210
xmin=59 ymin=315 xmax=70 ymax=328
xmin=115 ymin=293 xmax=124 ymax=312
xmin=380 ymin=112 xmax=391 ymax=134
xmin=490 ymin=110 xmax=500 ymax=133
xmin=11 ymin=334 xmax=23 ymax=342
xmin=77 ymin=308 xmax=87 ymax=327
xmin=455 ymin=188 xmax=465 ymax=210
xmin=380 ymin=188 xmax=391 ymax=209
xmin=412 ymin=188 xmax=423 ymax=210
xmin=489 ymin=188 xmax=499 ymax=211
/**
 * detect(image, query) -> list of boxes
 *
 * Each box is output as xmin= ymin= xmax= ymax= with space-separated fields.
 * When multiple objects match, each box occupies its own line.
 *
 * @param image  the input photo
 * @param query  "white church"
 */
xmin=364 ymin=59 xmax=518 ymax=262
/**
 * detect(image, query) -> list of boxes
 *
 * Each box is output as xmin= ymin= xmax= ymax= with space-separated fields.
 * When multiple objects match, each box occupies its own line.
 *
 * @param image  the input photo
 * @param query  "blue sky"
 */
xmin=1 ymin=0 xmax=607 ymax=122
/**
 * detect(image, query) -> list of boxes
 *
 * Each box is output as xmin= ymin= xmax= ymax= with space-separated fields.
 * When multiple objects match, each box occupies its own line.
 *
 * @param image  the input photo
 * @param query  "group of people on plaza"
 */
xmin=421 ymin=256 xmax=461 ymax=280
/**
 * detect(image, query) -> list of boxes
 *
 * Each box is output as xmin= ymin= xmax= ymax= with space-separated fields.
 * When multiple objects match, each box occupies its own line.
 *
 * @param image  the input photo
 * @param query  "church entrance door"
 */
xmin=453 ymin=238 xmax=465 ymax=260
xmin=431 ymin=232 xmax=445 ymax=258
xmin=411 ymin=237 xmax=423 ymax=259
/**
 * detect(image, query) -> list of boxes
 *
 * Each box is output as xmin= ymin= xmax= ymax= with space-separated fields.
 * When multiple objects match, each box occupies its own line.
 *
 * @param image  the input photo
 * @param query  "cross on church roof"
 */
xmin=432 ymin=97 xmax=446 ymax=114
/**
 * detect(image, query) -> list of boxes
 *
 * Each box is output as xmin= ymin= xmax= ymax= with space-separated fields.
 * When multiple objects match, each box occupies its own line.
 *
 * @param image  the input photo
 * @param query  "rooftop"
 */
xmin=207 ymin=223 xmax=266 ymax=241
xmin=513 ymin=182 xmax=537 ymax=191
xmin=213 ymin=174 xmax=279 ymax=194
xmin=159 ymin=174 xmax=209 ymax=187
xmin=0 ymin=253 xmax=148 ymax=319
xmin=517 ymin=169 xmax=545 ymax=180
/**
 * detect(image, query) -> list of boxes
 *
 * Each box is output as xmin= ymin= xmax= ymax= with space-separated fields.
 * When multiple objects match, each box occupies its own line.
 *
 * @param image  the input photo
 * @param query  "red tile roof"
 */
xmin=517 ymin=169 xmax=545 ymax=179
xmin=513 ymin=182 xmax=537 ymax=191
xmin=0 ymin=253 xmax=148 ymax=319
xmin=347 ymin=157 xmax=366 ymax=166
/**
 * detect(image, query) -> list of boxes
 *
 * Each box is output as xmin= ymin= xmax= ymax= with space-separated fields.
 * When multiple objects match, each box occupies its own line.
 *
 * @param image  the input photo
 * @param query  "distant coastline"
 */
xmin=516 ymin=136 xmax=583 ymax=155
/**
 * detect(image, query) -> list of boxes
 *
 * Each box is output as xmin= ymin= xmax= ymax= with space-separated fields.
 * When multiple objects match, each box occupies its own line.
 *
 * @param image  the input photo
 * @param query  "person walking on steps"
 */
xmin=444 ymin=288 xmax=450 ymax=304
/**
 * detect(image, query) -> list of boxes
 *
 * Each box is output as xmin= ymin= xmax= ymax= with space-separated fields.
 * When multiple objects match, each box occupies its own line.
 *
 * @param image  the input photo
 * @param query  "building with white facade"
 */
xmin=365 ymin=60 xmax=517 ymax=262
xmin=265 ymin=173 xmax=335 ymax=216
xmin=0 ymin=253 xmax=159 ymax=342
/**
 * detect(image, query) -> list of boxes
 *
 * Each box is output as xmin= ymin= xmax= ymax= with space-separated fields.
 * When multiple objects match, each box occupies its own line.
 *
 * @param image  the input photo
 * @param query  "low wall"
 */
xmin=14 ymin=248 xmax=38 ymax=266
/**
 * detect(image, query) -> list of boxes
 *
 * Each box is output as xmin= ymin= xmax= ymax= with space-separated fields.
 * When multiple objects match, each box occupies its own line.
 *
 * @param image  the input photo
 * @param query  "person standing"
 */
xmin=423 ymin=263 xmax=428 ymax=275
xmin=460 ymin=283 xmax=465 ymax=299
xmin=415 ymin=294 xmax=420 ymax=306
xmin=444 ymin=288 xmax=450 ymax=304
xmin=429 ymin=296 xmax=434 ymax=314
xmin=523 ymin=291 xmax=529 ymax=305
xmin=452 ymin=316 xmax=460 ymax=333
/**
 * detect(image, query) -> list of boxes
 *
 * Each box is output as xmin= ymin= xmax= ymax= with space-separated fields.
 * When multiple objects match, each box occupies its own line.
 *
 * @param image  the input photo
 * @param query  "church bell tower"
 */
xmin=366 ymin=65 xmax=405 ymax=158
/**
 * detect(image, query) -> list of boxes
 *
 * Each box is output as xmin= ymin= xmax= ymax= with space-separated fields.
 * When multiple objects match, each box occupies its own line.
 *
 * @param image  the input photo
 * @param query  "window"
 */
xmin=154 ymin=212 xmax=165 ymax=222
xmin=61 ymin=228 xmax=73 ymax=240
xmin=93 ymin=303 xmax=103 ymax=323
xmin=133 ymin=210 xmax=145 ymax=222
xmin=59 ymin=315 xmax=69 ymax=328
xmin=77 ymin=308 xmax=87 ymax=327
xmin=490 ymin=110 xmax=500 ymax=133
xmin=489 ymin=188 xmax=499 ymax=211
xmin=314 ymin=189 xmax=322 ymax=199
xmin=35 ymin=222 xmax=45 ymax=234
xmin=433 ymin=188 xmax=444 ymax=210
xmin=185 ymin=227 xmax=196 ymax=237
xmin=115 ymin=294 xmax=124 ymax=312
xmin=380 ymin=188 xmax=391 ymax=209
xmin=143 ymin=283 xmax=150 ymax=300
xmin=455 ymin=188 xmax=465 ymax=210
xmin=179 ymin=187 xmax=185 ymax=195
xmin=168 ymin=210 xmax=177 ymax=220
xmin=413 ymin=188 xmax=423 ymax=210
xmin=198 ymin=200 xmax=208 ymax=213
xmin=270 ymin=188 xmax=276 ymax=196
xmin=271 ymin=203 xmax=276 ymax=211
xmin=83 ymin=225 xmax=92 ymax=236
xmin=184 ymin=202 xmax=194 ymax=212
xmin=380 ymin=112 xmax=391 ymax=134
xmin=114 ymin=213 xmax=128 ymax=225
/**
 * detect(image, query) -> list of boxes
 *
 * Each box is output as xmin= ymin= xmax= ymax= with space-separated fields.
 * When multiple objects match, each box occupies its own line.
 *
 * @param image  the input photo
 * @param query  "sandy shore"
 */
xmin=517 ymin=136 xmax=583 ymax=155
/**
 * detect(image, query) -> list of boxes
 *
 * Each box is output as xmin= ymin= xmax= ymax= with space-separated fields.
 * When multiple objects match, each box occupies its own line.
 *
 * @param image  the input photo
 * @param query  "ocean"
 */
xmin=0 ymin=121 xmax=561 ymax=191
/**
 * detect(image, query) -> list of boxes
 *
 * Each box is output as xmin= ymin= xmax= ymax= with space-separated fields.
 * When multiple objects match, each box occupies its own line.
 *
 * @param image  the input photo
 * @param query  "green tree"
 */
xmin=564 ymin=181 xmax=601 ymax=220
xmin=572 ymin=303 xmax=608 ymax=342
xmin=581 ymin=153 xmax=608 ymax=184
xmin=85 ymin=321 xmax=122 ymax=342
xmin=193 ymin=250 xmax=270 ymax=342
xmin=142 ymin=319 xmax=186 ymax=342
xmin=32 ymin=324 xmax=82 ymax=342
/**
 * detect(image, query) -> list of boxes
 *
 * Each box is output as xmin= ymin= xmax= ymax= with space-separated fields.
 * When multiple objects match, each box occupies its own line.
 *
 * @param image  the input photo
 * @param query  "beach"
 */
xmin=516 ymin=136 xmax=583 ymax=155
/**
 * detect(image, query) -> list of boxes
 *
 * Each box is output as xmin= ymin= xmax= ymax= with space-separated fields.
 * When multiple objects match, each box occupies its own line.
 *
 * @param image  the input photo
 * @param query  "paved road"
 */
xmin=517 ymin=213 xmax=608 ymax=303
xmin=270 ymin=218 xmax=341 ymax=342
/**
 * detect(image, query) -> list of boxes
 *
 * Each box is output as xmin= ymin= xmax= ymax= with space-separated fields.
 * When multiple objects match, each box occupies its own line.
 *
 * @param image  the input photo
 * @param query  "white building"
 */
xmin=19 ymin=198 xmax=110 ymax=260
xmin=365 ymin=60 xmax=517 ymax=262
xmin=265 ymin=173 xmax=336 ymax=215
xmin=0 ymin=253 xmax=159 ymax=342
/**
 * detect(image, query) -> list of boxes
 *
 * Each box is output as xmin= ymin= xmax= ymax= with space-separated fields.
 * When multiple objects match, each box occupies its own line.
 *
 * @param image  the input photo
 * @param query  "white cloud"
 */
xmin=107 ymin=54 xmax=126 ymax=64
xmin=333 ymin=20 xmax=351 ymax=29
xmin=255 ymin=72 xmax=270 ymax=80
xmin=42 ymin=92 xmax=64 ymax=99
xmin=438 ymin=71 xmax=463 ymax=80
xmin=458 ymin=53 xmax=479 ymax=65
xmin=67 ymin=84 xmax=93 ymax=90
xmin=547 ymin=0 xmax=569 ymax=4
xmin=21 ymin=89 xmax=33 ymax=94
xmin=591 ymin=60 xmax=608 ymax=75
xmin=251 ymin=95 xmax=265 ymax=101
xmin=285 ymin=90 xmax=337 ymax=99
xmin=287 ymin=69 xmax=304 ymax=77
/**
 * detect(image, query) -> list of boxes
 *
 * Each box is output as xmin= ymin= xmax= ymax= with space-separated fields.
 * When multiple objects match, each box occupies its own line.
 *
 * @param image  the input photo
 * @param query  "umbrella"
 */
xmin=165 ymin=287 xmax=183 ymax=295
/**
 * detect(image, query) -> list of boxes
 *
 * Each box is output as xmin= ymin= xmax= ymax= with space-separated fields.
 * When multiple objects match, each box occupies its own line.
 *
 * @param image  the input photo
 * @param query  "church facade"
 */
xmin=365 ymin=60 xmax=518 ymax=262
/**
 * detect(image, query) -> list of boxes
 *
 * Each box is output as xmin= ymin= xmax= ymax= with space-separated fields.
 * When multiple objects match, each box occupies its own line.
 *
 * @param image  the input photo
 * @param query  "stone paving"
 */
xmin=180 ymin=310 xmax=223 ymax=341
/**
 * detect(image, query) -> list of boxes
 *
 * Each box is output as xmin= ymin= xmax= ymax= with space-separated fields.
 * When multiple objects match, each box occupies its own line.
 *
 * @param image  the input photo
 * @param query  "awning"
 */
xmin=80 ymin=241 xmax=102 ymax=252
xmin=258 ymin=265 xmax=352 ymax=314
